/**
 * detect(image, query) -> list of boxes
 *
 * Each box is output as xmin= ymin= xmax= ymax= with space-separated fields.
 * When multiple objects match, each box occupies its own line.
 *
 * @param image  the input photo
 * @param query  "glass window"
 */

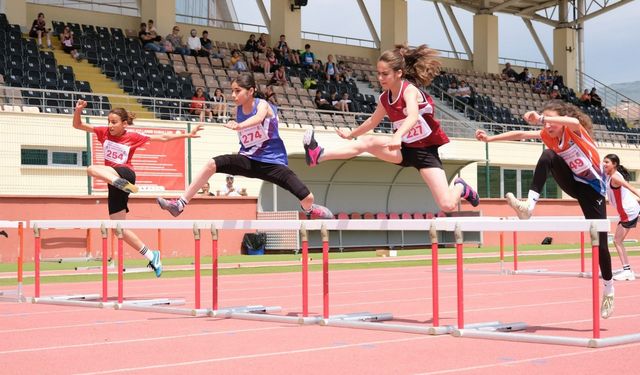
xmin=477 ymin=165 xmax=501 ymax=198
xmin=503 ymin=169 xmax=517 ymax=197
xmin=520 ymin=170 xmax=533 ymax=198
xmin=21 ymin=149 xmax=48 ymax=165
xmin=51 ymin=152 xmax=78 ymax=165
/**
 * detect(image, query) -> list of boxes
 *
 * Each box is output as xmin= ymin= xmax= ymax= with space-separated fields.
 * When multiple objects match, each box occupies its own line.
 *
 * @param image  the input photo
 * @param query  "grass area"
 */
xmin=2 ymin=245 xmax=637 ymax=287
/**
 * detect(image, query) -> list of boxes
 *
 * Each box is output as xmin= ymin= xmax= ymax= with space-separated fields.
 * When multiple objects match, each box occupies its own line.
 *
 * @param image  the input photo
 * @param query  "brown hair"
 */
xmin=379 ymin=44 xmax=441 ymax=86
xmin=109 ymin=108 xmax=136 ymax=125
xmin=542 ymin=100 xmax=593 ymax=138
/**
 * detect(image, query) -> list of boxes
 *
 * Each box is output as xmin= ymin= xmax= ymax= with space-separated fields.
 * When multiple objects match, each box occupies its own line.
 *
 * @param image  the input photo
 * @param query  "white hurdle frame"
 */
xmin=0 ymin=221 xmax=26 ymax=302
xmin=27 ymin=218 xmax=640 ymax=347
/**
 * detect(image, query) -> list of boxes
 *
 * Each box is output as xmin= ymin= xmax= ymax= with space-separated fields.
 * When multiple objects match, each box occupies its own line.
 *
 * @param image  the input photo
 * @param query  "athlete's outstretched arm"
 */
xmin=72 ymin=100 xmax=94 ymax=133
xmin=475 ymin=128 xmax=540 ymax=142
xmin=336 ymin=102 xmax=387 ymax=140
xmin=148 ymin=125 xmax=203 ymax=142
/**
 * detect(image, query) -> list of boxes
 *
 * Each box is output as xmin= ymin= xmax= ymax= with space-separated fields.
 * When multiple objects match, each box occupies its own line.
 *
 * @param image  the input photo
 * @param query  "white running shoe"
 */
xmin=505 ymin=192 xmax=531 ymax=220
xmin=613 ymin=269 xmax=636 ymax=281
xmin=601 ymin=291 xmax=615 ymax=319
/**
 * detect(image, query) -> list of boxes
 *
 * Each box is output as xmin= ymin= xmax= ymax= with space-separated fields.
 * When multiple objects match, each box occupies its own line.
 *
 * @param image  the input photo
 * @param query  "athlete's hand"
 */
xmin=223 ymin=121 xmax=239 ymax=131
xmin=523 ymin=111 xmax=542 ymax=125
xmin=385 ymin=134 xmax=402 ymax=151
xmin=475 ymin=129 xmax=489 ymax=142
xmin=75 ymin=99 xmax=87 ymax=112
xmin=335 ymin=127 xmax=353 ymax=140
xmin=189 ymin=124 xmax=204 ymax=138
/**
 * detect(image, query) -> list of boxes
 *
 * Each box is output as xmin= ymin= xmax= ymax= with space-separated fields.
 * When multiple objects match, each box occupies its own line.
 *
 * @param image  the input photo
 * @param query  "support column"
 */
xmin=473 ymin=13 xmax=499 ymax=74
xmin=140 ymin=0 xmax=176 ymax=38
xmin=380 ymin=0 xmax=408 ymax=52
xmin=553 ymin=26 xmax=577 ymax=91
xmin=4 ymin=0 xmax=26 ymax=29
xmin=270 ymin=0 xmax=302 ymax=51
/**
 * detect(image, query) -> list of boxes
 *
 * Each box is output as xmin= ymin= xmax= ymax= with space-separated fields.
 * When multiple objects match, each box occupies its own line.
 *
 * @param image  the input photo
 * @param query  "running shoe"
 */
xmin=112 ymin=177 xmax=139 ymax=193
xmin=601 ymin=291 xmax=614 ymax=319
xmin=306 ymin=204 xmax=333 ymax=219
xmin=147 ymin=250 xmax=163 ymax=278
xmin=505 ymin=192 xmax=531 ymax=220
xmin=613 ymin=269 xmax=636 ymax=281
xmin=157 ymin=197 xmax=184 ymax=217
xmin=303 ymin=129 xmax=324 ymax=167
xmin=454 ymin=178 xmax=480 ymax=207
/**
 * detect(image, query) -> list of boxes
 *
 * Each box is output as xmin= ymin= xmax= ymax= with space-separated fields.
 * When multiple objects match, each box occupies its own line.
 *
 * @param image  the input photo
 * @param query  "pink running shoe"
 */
xmin=303 ymin=129 xmax=324 ymax=167
xmin=454 ymin=178 xmax=480 ymax=207
xmin=157 ymin=197 xmax=185 ymax=217
xmin=306 ymin=204 xmax=333 ymax=219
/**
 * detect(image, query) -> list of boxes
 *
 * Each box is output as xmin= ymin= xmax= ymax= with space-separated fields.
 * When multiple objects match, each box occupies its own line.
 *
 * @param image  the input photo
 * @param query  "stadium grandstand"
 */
xmin=1 ymin=0 xmax=639 ymax=251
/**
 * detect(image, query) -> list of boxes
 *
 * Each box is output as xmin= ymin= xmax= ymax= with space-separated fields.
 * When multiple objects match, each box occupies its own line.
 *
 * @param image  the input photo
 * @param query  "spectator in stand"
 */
xmin=199 ymin=30 xmax=215 ymax=57
xmin=456 ymin=80 xmax=472 ymax=106
xmin=166 ymin=26 xmax=190 ymax=55
xmin=198 ymin=182 xmax=215 ymax=196
xmin=579 ymin=89 xmax=591 ymax=104
xmin=264 ymin=85 xmax=278 ymax=105
xmin=274 ymin=34 xmax=291 ymax=65
xmin=211 ymin=88 xmax=226 ymax=120
xmin=314 ymin=91 xmax=334 ymax=111
xmin=532 ymin=77 xmax=545 ymax=94
xmin=550 ymin=85 xmax=561 ymax=100
xmin=230 ymin=50 xmax=248 ymax=71
xmin=187 ymin=29 xmax=208 ymax=57
xmin=217 ymin=175 xmax=247 ymax=197
xmin=29 ymin=12 xmax=52 ymax=49
xmin=325 ymin=54 xmax=340 ymax=81
xmin=244 ymin=34 xmax=259 ymax=53
xmin=139 ymin=22 xmax=165 ymax=52
xmin=502 ymin=63 xmax=518 ymax=81
xmin=60 ymin=26 xmax=81 ymax=61
xmin=590 ymin=87 xmax=602 ymax=107
xmin=517 ymin=67 xmax=532 ymax=84
xmin=553 ymin=70 xmax=564 ymax=88
xmin=545 ymin=69 xmax=554 ymax=88
xmin=263 ymin=48 xmax=278 ymax=74
xmin=300 ymin=44 xmax=315 ymax=68
xmin=269 ymin=65 xmax=288 ymax=87
xmin=257 ymin=33 xmax=268 ymax=53
xmin=336 ymin=92 xmax=351 ymax=112
xmin=190 ymin=87 xmax=213 ymax=122
xmin=338 ymin=61 xmax=354 ymax=82
xmin=147 ymin=19 xmax=158 ymax=38
xmin=447 ymin=81 xmax=459 ymax=97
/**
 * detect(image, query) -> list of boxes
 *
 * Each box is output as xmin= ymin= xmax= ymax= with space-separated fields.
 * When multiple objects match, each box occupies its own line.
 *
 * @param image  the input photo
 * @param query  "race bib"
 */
xmin=103 ymin=140 xmax=130 ymax=164
xmin=240 ymin=124 xmax=267 ymax=148
xmin=558 ymin=143 xmax=590 ymax=175
xmin=393 ymin=117 xmax=432 ymax=143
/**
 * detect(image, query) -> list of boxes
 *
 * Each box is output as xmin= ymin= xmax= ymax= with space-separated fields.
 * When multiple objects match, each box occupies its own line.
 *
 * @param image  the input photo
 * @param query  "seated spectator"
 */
xmin=211 ymin=88 xmax=226 ymax=119
xmin=590 ymin=87 xmax=602 ymax=107
xmin=545 ymin=69 xmax=554 ymax=87
xmin=199 ymin=30 xmax=216 ymax=57
xmin=338 ymin=61 xmax=354 ymax=82
xmin=166 ymin=26 xmax=190 ymax=55
xmin=325 ymin=54 xmax=340 ymax=81
xmin=264 ymin=85 xmax=278 ymax=105
xmin=550 ymin=85 xmax=561 ymax=99
xmin=29 ymin=12 xmax=52 ymax=49
xmin=217 ymin=175 xmax=247 ymax=197
xmin=456 ymin=80 xmax=472 ymax=105
xmin=273 ymin=34 xmax=299 ymax=66
xmin=60 ymin=26 xmax=81 ymax=61
xmin=501 ymin=62 xmax=517 ymax=81
xmin=517 ymin=67 xmax=532 ymax=84
xmin=552 ymin=70 xmax=564 ymax=88
xmin=190 ymin=87 xmax=213 ymax=122
xmin=314 ymin=91 xmax=334 ymax=111
xmin=244 ymin=34 xmax=259 ymax=53
xmin=262 ymin=48 xmax=278 ymax=74
xmin=257 ymin=33 xmax=268 ymax=53
xmin=447 ymin=81 xmax=459 ymax=97
xmin=300 ymin=44 xmax=315 ymax=68
xmin=269 ymin=65 xmax=288 ymax=86
xmin=139 ymin=22 xmax=164 ymax=52
xmin=230 ymin=50 xmax=248 ymax=71
xmin=579 ymin=89 xmax=591 ymax=104
xmin=199 ymin=182 xmax=215 ymax=196
xmin=187 ymin=29 xmax=208 ymax=57
xmin=336 ymin=92 xmax=351 ymax=112
xmin=532 ymin=77 xmax=545 ymax=94
xmin=147 ymin=19 xmax=158 ymax=38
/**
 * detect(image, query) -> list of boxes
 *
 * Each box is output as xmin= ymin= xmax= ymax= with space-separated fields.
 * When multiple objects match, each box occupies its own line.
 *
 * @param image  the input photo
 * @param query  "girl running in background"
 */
xmin=73 ymin=100 xmax=203 ymax=277
xmin=303 ymin=44 xmax=479 ymax=212
xmin=475 ymin=99 xmax=615 ymax=318
xmin=603 ymin=154 xmax=639 ymax=281
xmin=157 ymin=73 xmax=333 ymax=220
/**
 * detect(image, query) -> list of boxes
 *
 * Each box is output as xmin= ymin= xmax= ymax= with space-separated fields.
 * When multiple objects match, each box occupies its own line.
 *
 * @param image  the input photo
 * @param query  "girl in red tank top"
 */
xmin=303 ymin=45 xmax=479 ymax=212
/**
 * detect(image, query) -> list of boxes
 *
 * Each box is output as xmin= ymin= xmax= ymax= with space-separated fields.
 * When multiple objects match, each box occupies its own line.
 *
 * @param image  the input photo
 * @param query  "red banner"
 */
xmin=91 ymin=127 xmax=186 ymax=192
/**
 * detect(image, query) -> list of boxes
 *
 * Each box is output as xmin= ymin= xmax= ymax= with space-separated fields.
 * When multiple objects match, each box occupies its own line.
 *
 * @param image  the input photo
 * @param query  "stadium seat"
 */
xmin=401 ymin=212 xmax=412 ymax=220
xmin=336 ymin=212 xmax=349 ymax=220
xmin=412 ymin=212 xmax=424 ymax=219
xmin=388 ymin=213 xmax=400 ymax=220
xmin=350 ymin=213 xmax=362 ymax=220
xmin=375 ymin=212 xmax=387 ymax=220
xmin=363 ymin=212 xmax=375 ymax=219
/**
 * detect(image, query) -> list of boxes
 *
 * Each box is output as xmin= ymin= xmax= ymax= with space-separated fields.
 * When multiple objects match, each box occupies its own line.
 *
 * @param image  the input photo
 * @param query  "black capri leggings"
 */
xmin=530 ymin=149 xmax=612 ymax=280
xmin=213 ymin=154 xmax=311 ymax=201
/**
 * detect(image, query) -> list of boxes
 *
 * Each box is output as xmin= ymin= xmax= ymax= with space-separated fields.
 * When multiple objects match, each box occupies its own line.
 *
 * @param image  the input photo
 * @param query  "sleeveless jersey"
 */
xmin=540 ymin=125 xmax=605 ymax=196
xmin=94 ymin=126 xmax=150 ymax=169
xmin=606 ymin=171 xmax=640 ymax=222
xmin=237 ymin=98 xmax=288 ymax=165
xmin=379 ymin=80 xmax=449 ymax=148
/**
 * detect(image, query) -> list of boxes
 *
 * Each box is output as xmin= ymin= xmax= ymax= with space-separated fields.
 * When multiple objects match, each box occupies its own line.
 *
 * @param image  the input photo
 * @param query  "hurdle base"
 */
xmin=31 ymin=294 xmax=107 ymax=308
xmin=115 ymin=299 xmax=207 ymax=316
xmin=209 ymin=305 xmax=315 ymax=324
xmin=41 ymin=256 xmax=102 ymax=263
xmin=0 ymin=285 xmax=25 ymax=302
xmin=511 ymin=269 xmax=592 ymax=278
xmin=441 ymin=267 xmax=504 ymax=275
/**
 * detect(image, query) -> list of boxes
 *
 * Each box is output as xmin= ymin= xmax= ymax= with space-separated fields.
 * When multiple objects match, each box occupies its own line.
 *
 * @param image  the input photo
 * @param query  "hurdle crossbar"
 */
xmin=0 ymin=221 xmax=26 ymax=302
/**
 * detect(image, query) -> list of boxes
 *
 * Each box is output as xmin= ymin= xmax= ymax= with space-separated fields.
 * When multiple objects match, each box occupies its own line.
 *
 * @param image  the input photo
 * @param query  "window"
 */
xmin=477 ymin=166 xmax=561 ymax=199
xmin=477 ymin=165 xmax=501 ymax=198
xmin=21 ymin=148 xmax=88 ymax=167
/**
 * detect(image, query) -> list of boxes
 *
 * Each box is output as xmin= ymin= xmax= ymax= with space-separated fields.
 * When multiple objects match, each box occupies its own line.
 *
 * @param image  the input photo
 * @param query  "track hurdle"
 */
xmin=0 ymin=221 xmax=26 ymax=302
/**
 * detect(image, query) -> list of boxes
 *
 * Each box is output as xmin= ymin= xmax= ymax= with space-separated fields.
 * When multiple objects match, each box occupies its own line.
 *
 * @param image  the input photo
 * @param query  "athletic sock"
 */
xmin=526 ymin=190 xmax=540 ymax=211
xmin=139 ymin=245 xmax=154 ymax=261
xmin=623 ymin=264 xmax=631 ymax=271
xmin=603 ymin=279 xmax=614 ymax=295
xmin=178 ymin=196 xmax=189 ymax=206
